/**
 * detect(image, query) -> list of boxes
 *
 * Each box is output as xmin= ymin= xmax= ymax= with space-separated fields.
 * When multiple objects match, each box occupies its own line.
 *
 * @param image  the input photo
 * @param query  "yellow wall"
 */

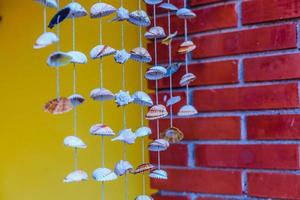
xmin=0 ymin=1 xmax=149 ymax=199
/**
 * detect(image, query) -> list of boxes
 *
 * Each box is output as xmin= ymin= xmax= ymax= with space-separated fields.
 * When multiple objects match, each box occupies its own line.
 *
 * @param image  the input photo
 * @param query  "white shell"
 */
xmin=112 ymin=129 xmax=136 ymax=144
xmin=128 ymin=10 xmax=151 ymax=27
xmin=162 ymin=31 xmax=178 ymax=46
xmin=178 ymin=105 xmax=198 ymax=116
xmin=145 ymin=26 xmax=166 ymax=39
xmin=115 ymin=90 xmax=133 ymax=107
xmin=136 ymin=195 xmax=153 ymax=200
xmin=111 ymin=7 xmax=129 ymax=22
xmin=90 ymin=45 xmax=116 ymax=59
xmin=90 ymin=124 xmax=115 ymax=136
xmin=67 ymin=51 xmax=88 ymax=64
xmin=148 ymin=139 xmax=170 ymax=151
xmin=130 ymin=47 xmax=152 ymax=63
xmin=132 ymin=91 xmax=153 ymax=107
xmin=68 ymin=94 xmax=85 ymax=106
xmin=64 ymin=170 xmax=88 ymax=183
xmin=64 ymin=136 xmax=87 ymax=149
xmin=90 ymin=3 xmax=116 ymax=18
xmin=35 ymin=0 xmax=58 ymax=8
xmin=176 ymin=8 xmax=196 ymax=19
xmin=66 ymin=2 xmax=87 ymax=18
xmin=90 ymin=88 xmax=115 ymax=101
xmin=114 ymin=49 xmax=131 ymax=64
xmin=145 ymin=66 xmax=167 ymax=80
xmin=167 ymin=96 xmax=181 ymax=107
xmin=135 ymin=126 xmax=152 ymax=138
xmin=159 ymin=3 xmax=178 ymax=11
xmin=149 ymin=169 xmax=168 ymax=180
xmin=114 ymin=160 xmax=133 ymax=176
xmin=180 ymin=73 xmax=197 ymax=86
xmin=93 ymin=168 xmax=118 ymax=182
xmin=34 ymin=32 xmax=59 ymax=49
xmin=144 ymin=0 xmax=163 ymax=5
xmin=47 ymin=51 xmax=72 ymax=67
xmin=146 ymin=104 xmax=168 ymax=120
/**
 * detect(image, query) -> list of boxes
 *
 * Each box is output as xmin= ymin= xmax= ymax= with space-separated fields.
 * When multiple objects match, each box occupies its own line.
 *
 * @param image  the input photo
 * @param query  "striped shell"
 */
xmin=146 ymin=104 xmax=168 ymax=120
xmin=64 ymin=170 xmax=88 ymax=183
xmin=180 ymin=72 xmax=196 ymax=86
xmin=44 ymin=97 xmax=73 ymax=115
xmin=145 ymin=66 xmax=167 ymax=80
xmin=133 ymin=163 xmax=155 ymax=174
xmin=130 ymin=47 xmax=152 ymax=63
xmin=128 ymin=10 xmax=151 ymax=27
xmin=90 ymin=88 xmax=115 ymax=101
xmin=178 ymin=105 xmax=198 ymax=116
xmin=47 ymin=51 xmax=72 ymax=67
xmin=34 ymin=32 xmax=59 ymax=49
xmin=178 ymin=40 xmax=196 ymax=54
xmin=90 ymin=3 xmax=116 ymax=18
xmin=90 ymin=45 xmax=116 ymax=59
xmin=90 ymin=124 xmax=115 ymax=136
xmin=148 ymin=139 xmax=170 ymax=152
xmin=161 ymin=127 xmax=184 ymax=143
xmin=149 ymin=169 xmax=168 ymax=180
xmin=93 ymin=168 xmax=118 ymax=182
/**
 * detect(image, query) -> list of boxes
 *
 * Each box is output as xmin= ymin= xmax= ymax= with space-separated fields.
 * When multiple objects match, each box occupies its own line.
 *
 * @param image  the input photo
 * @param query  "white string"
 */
xmin=56 ymin=1 xmax=60 ymax=99
xmin=184 ymin=0 xmax=190 ymax=105
xmin=167 ymin=0 xmax=173 ymax=128
xmin=43 ymin=4 xmax=47 ymax=33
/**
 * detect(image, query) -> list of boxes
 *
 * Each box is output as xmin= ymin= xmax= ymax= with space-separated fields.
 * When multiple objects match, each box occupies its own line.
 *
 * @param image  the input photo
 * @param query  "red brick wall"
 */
xmin=147 ymin=0 xmax=300 ymax=199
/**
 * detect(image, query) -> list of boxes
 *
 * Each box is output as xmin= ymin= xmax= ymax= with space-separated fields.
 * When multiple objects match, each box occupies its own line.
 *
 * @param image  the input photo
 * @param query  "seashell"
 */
xmin=130 ymin=47 xmax=152 ymax=63
xmin=90 ymin=124 xmax=115 ymax=136
xmin=114 ymin=160 xmax=134 ymax=176
xmin=180 ymin=72 xmax=197 ymax=86
xmin=135 ymin=126 xmax=152 ymax=138
xmin=47 ymin=51 xmax=72 ymax=67
xmin=165 ymin=63 xmax=181 ymax=77
xmin=148 ymin=139 xmax=170 ymax=151
xmin=145 ymin=66 xmax=167 ymax=80
xmin=115 ymin=90 xmax=134 ymax=107
xmin=178 ymin=40 xmax=196 ymax=54
xmin=44 ymin=97 xmax=73 ymax=114
xmin=90 ymin=45 xmax=116 ymax=59
xmin=128 ymin=10 xmax=151 ymax=27
xmin=67 ymin=2 xmax=87 ymax=18
xmin=133 ymin=163 xmax=155 ymax=174
xmin=64 ymin=170 xmax=88 ymax=183
xmin=114 ymin=49 xmax=131 ymax=64
xmin=64 ymin=136 xmax=87 ymax=148
xmin=178 ymin=104 xmax=198 ymax=116
xmin=35 ymin=0 xmax=58 ymax=8
xmin=166 ymin=96 xmax=181 ymax=107
xmin=145 ymin=26 xmax=166 ymax=39
xmin=176 ymin=8 xmax=196 ymax=19
xmin=136 ymin=195 xmax=153 ymax=200
xmin=93 ymin=168 xmax=118 ymax=182
xmin=67 ymin=51 xmax=88 ymax=64
xmin=34 ymin=32 xmax=59 ymax=49
xmin=90 ymin=3 xmax=116 ymax=18
xmin=144 ymin=0 xmax=163 ymax=5
xmin=149 ymin=169 xmax=168 ymax=180
xmin=159 ymin=3 xmax=178 ymax=11
xmin=90 ymin=88 xmax=115 ymax=101
xmin=110 ymin=7 xmax=129 ymax=22
xmin=146 ymin=104 xmax=168 ymax=120
xmin=132 ymin=91 xmax=153 ymax=107
xmin=68 ymin=94 xmax=85 ymax=107
xmin=161 ymin=127 xmax=184 ymax=143
xmin=112 ymin=129 xmax=136 ymax=144
xmin=162 ymin=31 xmax=178 ymax=46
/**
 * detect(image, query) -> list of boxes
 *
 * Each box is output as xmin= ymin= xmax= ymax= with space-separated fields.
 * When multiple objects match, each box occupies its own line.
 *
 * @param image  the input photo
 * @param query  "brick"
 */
xmin=197 ymin=198 xmax=227 ymax=200
xmin=151 ymin=168 xmax=242 ymax=195
xmin=247 ymin=114 xmax=300 ymax=140
xmin=149 ymin=116 xmax=241 ymax=140
xmin=190 ymin=0 xmax=222 ymax=6
xmin=150 ymin=91 xmax=186 ymax=114
xmin=242 ymin=0 xmax=300 ymax=24
xmin=193 ymin=24 xmax=297 ymax=58
xmin=148 ymin=60 xmax=238 ymax=89
xmin=150 ymin=144 xmax=188 ymax=166
xmin=244 ymin=53 xmax=300 ymax=82
xmin=195 ymin=144 xmax=300 ymax=170
xmin=194 ymin=83 xmax=299 ymax=112
xmin=248 ymin=172 xmax=300 ymax=199
xmin=147 ymin=1 xmax=184 ymax=15
xmin=152 ymin=194 xmax=190 ymax=200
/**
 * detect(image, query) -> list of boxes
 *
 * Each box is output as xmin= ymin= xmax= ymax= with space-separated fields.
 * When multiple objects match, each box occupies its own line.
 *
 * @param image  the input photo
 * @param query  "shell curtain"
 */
xmin=34 ymin=0 xmax=197 ymax=199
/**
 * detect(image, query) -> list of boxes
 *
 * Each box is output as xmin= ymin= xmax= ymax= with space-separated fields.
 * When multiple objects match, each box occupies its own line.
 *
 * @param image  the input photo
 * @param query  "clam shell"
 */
xmin=112 ymin=129 xmax=136 ymax=144
xmin=93 ymin=168 xmax=118 ymax=182
xmin=44 ymin=97 xmax=73 ymax=114
xmin=165 ymin=63 xmax=181 ymax=77
xmin=68 ymin=94 xmax=85 ymax=106
xmin=67 ymin=2 xmax=87 ymax=18
xmin=145 ymin=66 xmax=167 ymax=80
xmin=145 ymin=26 xmax=166 ymax=39
xmin=90 ymin=88 xmax=115 ymax=101
xmin=64 ymin=170 xmax=88 ymax=183
xmin=146 ymin=104 xmax=168 ymax=120
xmin=180 ymin=72 xmax=196 ymax=86
xmin=34 ymin=32 xmax=59 ymax=49
xmin=130 ymin=47 xmax=152 ymax=63
xmin=178 ymin=105 xmax=198 ymax=116
xmin=149 ymin=169 xmax=168 ymax=180
xmin=178 ymin=41 xmax=196 ymax=54
xmin=161 ymin=127 xmax=184 ymax=143
xmin=133 ymin=163 xmax=155 ymax=174
xmin=136 ymin=195 xmax=153 ymax=200
xmin=114 ymin=49 xmax=131 ymax=64
xmin=148 ymin=139 xmax=170 ymax=151
xmin=90 ymin=124 xmax=115 ymax=136
xmin=35 ymin=0 xmax=58 ymax=8
xmin=115 ymin=90 xmax=133 ymax=107
xmin=64 ymin=136 xmax=87 ymax=148
xmin=135 ymin=126 xmax=152 ymax=138
xmin=128 ymin=10 xmax=151 ymax=27
xmin=114 ymin=160 xmax=134 ymax=176
xmin=132 ymin=91 xmax=153 ymax=107
xmin=67 ymin=51 xmax=88 ymax=64
xmin=159 ymin=3 xmax=178 ymax=11
xmin=144 ymin=0 xmax=163 ymax=5
xmin=90 ymin=3 xmax=116 ymax=18
xmin=176 ymin=8 xmax=196 ymax=19
xmin=111 ymin=7 xmax=129 ymax=22
xmin=47 ymin=51 xmax=72 ymax=67
xmin=90 ymin=45 xmax=116 ymax=59
xmin=162 ymin=31 xmax=178 ymax=45
xmin=166 ymin=96 xmax=181 ymax=107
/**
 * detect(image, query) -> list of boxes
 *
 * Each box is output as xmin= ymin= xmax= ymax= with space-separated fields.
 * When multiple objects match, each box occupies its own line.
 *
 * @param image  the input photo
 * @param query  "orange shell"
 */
xmin=44 ymin=97 xmax=73 ymax=114
xmin=177 ymin=41 xmax=196 ymax=54
xmin=133 ymin=163 xmax=155 ymax=174
xmin=161 ymin=127 xmax=184 ymax=143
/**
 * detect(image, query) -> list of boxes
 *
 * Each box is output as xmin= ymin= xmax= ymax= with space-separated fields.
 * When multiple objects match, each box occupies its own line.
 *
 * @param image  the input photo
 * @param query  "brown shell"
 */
xmin=44 ymin=97 xmax=73 ymax=114
xmin=177 ymin=41 xmax=196 ymax=54
xmin=133 ymin=163 xmax=155 ymax=174
xmin=161 ymin=127 xmax=184 ymax=143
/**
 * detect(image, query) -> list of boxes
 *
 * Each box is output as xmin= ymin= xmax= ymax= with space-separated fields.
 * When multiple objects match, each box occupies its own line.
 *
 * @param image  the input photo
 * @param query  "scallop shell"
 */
xmin=132 ymin=91 xmax=153 ymax=107
xmin=114 ymin=49 xmax=131 ymax=64
xmin=133 ymin=163 xmax=155 ymax=174
xmin=130 ymin=47 xmax=152 ymax=63
xmin=166 ymin=96 xmax=181 ymax=107
xmin=161 ymin=127 xmax=184 ymax=143
xmin=145 ymin=66 xmax=167 ymax=80
xmin=144 ymin=0 xmax=163 ymax=5
xmin=146 ymin=104 xmax=168 ymax=120
xmin=67 ymin=2 xmax=87 ymax=18
xmin=135 ymin=126 xmax=152 ymax=138
xmin=128 ymin=10 xmax=151 ymax=27
xmin=148 ymin=139 xmax=170 ymax=151
xmin=90 ymin=3 xmax=116 ymax=18
xmin=90 ymin=88 xmax=115 ymax=101
xmin=162 ymin=31 xmax=178 ymax=46
xmin=34 ymin=32 xmax=59 ymax=49
xmin=90 ymin=45 xmax=116 ymax=59
xmin=115 ymin=90 xmax=134 ymax=107
xmin=64 ymin=170 xmax=88 ymax=183
xmin=176 ymin=8 xmax=196 ymax=19
xmin=90 ymin=124 xmax=115 ymax=136
xmin=44 ymin=97 xmax=73 ymax=114
xmin=64 ymin=136 xmax=87 ymax=148
xmin=93 ymin=168 xmax=118 ymax=182
xmin=111 ymin=7 xmax=129 ymax=22
xmin=149 ymin=169 xmax=168 ymax=180
xmin=136 ymin=195 xmax=153 ymax=200
xmin=68 ymin=94 xmax=85 ymax=107
xmin=178 ymin=105 xmax=198 ymax=116
xmin=178 ymin=40 xmax=196 ymax=54
xmin=145 ymin=26 xmax=166 ymax=39
xmin=180 ymin=72 xmax=196 ymax=86
xmin=114 ymin=160 xmax=134 ymax=176
xmin=67 ymin=51 xmax=88 ymax=64
xmin=35 ymin=0 xmax=58 ymax=8
xmin=47 ymin=51 xmax=72 ymax=67
xmin=112 ymin=129 xmax=136 ymax=144
xmin=159 ymin=3 xmax=178 ymax=11
xmin=165 ymin=63 xmax=181 ymax=77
